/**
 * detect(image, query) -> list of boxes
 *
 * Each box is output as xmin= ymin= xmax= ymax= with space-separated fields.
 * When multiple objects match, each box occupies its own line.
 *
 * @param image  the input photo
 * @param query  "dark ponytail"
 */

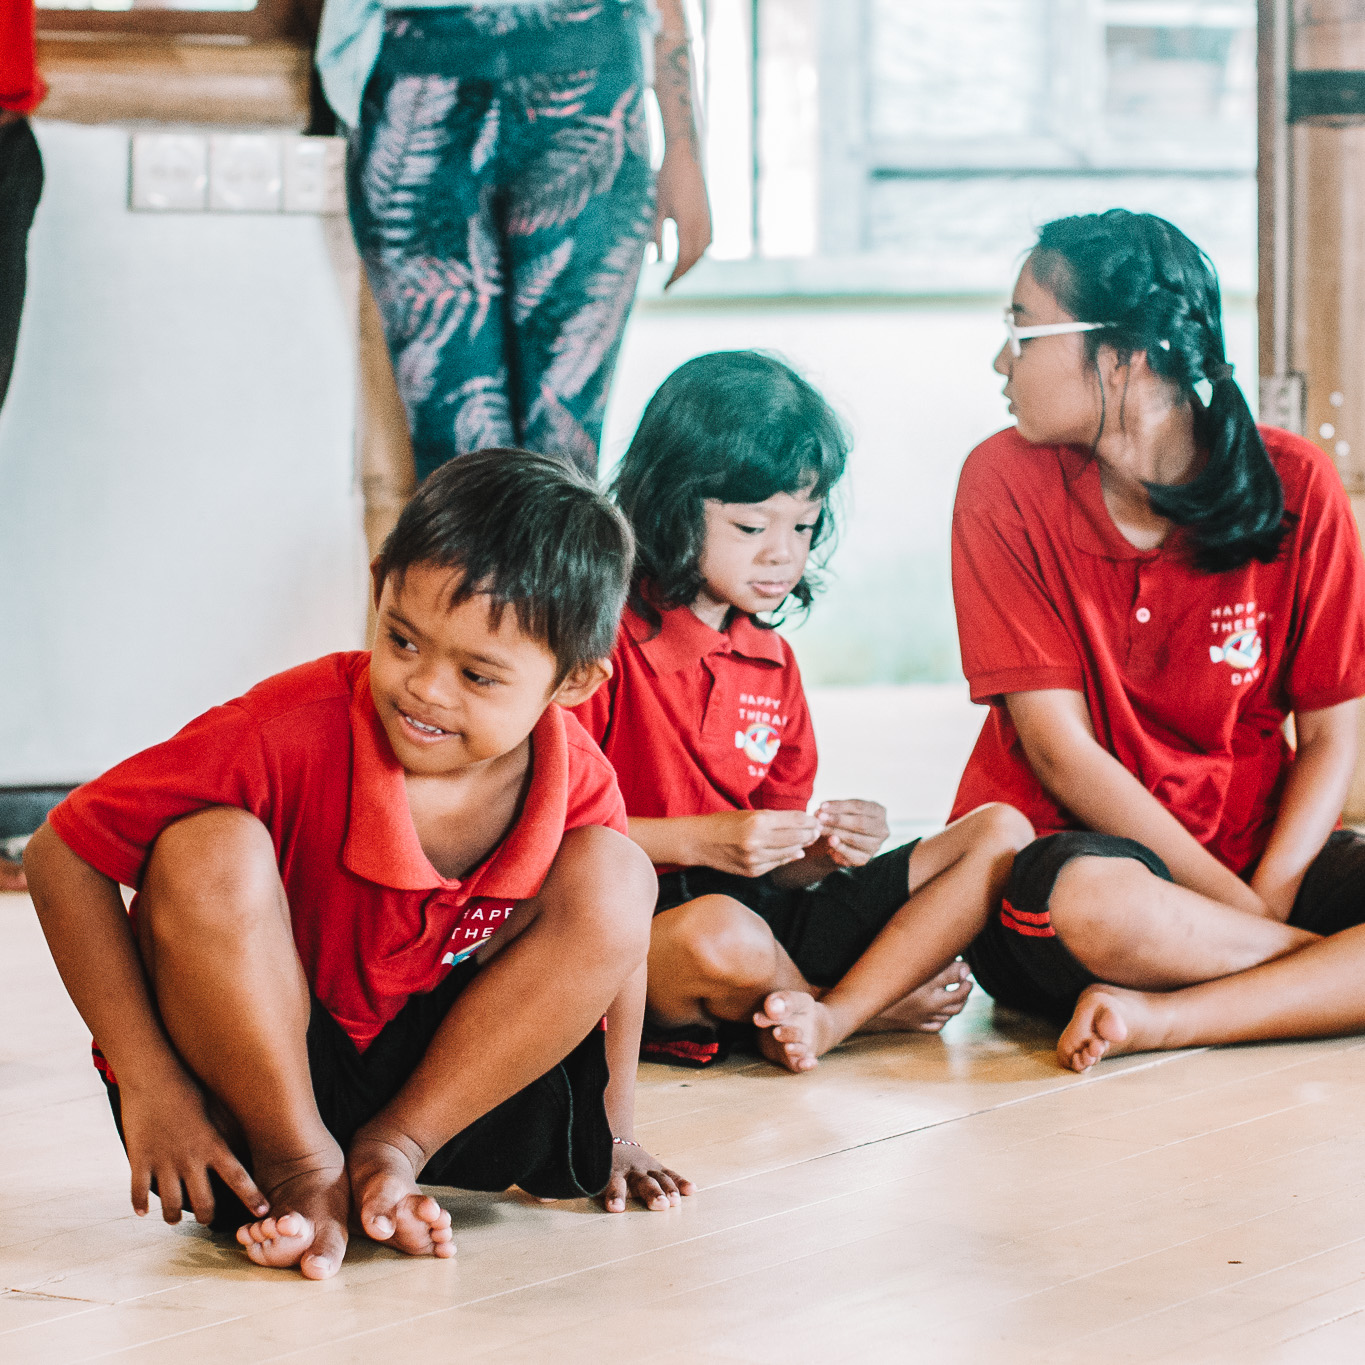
xmin=1032 ymin=210 xmax=1290 ymax=573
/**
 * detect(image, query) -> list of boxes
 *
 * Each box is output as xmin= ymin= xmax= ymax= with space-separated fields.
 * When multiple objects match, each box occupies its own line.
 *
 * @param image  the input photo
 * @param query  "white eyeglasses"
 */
xmin=1003 ymin=308 xmax=1115 ymax=357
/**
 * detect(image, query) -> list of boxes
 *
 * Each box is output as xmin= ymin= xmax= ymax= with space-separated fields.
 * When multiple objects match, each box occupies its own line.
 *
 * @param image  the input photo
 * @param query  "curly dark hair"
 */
xmin=1031 ymin=210 xmax=1290 ymax=573
xmin=610 ymin=351 xmax=849 ymax=627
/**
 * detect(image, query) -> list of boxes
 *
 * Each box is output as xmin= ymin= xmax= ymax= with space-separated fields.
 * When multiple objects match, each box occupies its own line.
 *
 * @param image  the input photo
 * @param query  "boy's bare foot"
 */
xmin=235 ymin=1148 xmax=351 ymax=1280
xmin=753 ymin=991 xmax=838 ymax=1073
xmin=348 ymin=1132 xmax=455 ymax=1259
xmin=863 ymin=961 xmax=974 ymax=1034
xmin=1057 ymin=983 xmax=1169 ymax=1073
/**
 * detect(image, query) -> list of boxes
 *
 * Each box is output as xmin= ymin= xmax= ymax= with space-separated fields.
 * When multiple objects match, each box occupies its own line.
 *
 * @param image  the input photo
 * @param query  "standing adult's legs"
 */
xmin=348 ymin=34 xmax=512 ymax=483
xmin=503 ymin=56 xmax=657 ymax=474
xmin=0 ymin=116 xmax=43 ymax=409
xmin=0 ymin=115 xmax=44 ymax=894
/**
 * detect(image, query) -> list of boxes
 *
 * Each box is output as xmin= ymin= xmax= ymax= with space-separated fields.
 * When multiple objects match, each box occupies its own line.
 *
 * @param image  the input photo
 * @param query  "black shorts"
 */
xmin=104 ymin=958 xmax=612 ymax=1231
xmin=966 ymin=829 xmax=1365 ymax=1025
xmin=655 ymin=840 xmax=920 ymax=988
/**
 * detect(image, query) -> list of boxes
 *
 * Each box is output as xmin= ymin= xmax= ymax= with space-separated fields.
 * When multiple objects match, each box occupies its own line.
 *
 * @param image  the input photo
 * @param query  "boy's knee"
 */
xmin=551 ymin=824 xmax=656 ymax=961
xmin=669 ymin=895 xmax=776 ymax=988
xmin=141 ymin=807 xmax=279 ymax=936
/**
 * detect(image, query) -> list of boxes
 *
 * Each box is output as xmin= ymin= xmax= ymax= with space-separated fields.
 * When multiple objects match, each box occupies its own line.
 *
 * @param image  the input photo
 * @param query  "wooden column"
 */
xmin=1262 ymin=2 xmax=1365 ymax=818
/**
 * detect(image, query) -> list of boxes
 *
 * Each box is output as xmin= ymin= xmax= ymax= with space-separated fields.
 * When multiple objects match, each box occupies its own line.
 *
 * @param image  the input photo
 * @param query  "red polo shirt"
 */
xmin=573 ymin=603 xmax=817 ymax=856
xmin=950 ymin=425 xmax=1365 ymax=874
xmin=50 ymin=651 xmax=627 ymax=1053
xmin=1 ymin=0 xmax=46 ymax=113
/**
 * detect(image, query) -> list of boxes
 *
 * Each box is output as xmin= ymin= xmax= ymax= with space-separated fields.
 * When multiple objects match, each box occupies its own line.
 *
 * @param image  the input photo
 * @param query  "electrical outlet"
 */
xmin=208 ymin=134 xmax=283 ymax=212
xmin=283 ymin=136 xmax=347 ymax=214
xmin=130 ymin=133 xmax=208 ymax=211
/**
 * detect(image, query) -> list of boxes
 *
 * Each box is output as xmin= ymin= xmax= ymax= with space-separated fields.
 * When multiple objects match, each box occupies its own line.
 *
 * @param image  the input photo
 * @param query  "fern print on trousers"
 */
xmin=349 ymin=0 xmax=655 ymax=479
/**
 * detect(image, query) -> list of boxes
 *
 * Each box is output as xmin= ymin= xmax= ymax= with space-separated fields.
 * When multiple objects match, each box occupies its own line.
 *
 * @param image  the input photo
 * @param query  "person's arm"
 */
xmin=1249 ymin=700 xmax=1359 ymax=921
xmin=23 ymin=822 xmax=267 ymax=1222
xmin=652 ymin=0 xmax=712 ymax=287
xmin=628 ymin=809 xmax=822 ymax=877
xmin=598 ymin=964 xmax=695 ymax=1211
xmin=1005 ymin=690 xmax=1268 ymax=916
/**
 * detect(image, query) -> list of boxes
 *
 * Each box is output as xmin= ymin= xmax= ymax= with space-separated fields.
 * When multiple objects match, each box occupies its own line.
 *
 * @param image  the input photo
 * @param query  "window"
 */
xmin=36 ymin=0 xmax=301 ymax=41
xmin=690 ymin=0 xmax=1255 ymax=291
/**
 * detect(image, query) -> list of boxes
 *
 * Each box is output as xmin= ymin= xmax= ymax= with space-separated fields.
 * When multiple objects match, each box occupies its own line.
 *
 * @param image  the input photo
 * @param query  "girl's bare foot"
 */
xmin=235 ymin=1146 xmax=351 ymax=1280
xmin=1057 ymin=983 xmax=1170 ymax=1073
xmin=753 ymin=991 xmax=838 ymax=1073
xmin=347 ymin=1132 xmax=455 ymax=1259
xmin=863 ymin=961 xmax=974 ymax=1034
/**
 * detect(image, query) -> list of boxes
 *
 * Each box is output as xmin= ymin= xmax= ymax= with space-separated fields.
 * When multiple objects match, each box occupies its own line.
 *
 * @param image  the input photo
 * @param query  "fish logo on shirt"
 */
xmin=1209 ymin=628 xmax=1263 ymax=671
xmin=736 ymin=722 xmax=781 ymax=765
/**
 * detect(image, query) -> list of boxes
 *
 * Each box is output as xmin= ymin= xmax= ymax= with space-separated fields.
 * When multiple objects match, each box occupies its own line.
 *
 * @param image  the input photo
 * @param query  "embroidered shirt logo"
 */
xmin=1208 ymin=601 xmax=1266 ymax=686
xmin=441 ymin=900 xmax=515 ymax=967
xmin=736 ymin=722 xmax=781 ymax=765
xmin=1209 ymin=628 xmax=1262 ymax=671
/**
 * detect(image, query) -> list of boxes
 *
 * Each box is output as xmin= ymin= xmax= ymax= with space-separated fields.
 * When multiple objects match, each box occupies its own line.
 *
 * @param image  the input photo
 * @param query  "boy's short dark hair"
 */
xmin=375 ymin=448 xmax=633 ymax=681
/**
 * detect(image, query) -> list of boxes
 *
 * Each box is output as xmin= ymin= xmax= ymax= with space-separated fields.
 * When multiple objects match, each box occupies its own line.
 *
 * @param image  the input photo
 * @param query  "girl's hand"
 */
xmin=119 ymin=1064 xmax=267 ymax=1225
xmin=815 ymin=800 xmax=890 ymax=868
xmin=694 ymin=809 xmax=823 ymax=876
xmin=600 ymin=1140 xmax=696 ymax=1212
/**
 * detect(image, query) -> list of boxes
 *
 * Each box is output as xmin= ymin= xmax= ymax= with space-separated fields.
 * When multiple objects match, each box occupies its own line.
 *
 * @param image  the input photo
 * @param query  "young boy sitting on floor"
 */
xmin=574 ymin=353 xmax=1033 ymax=1073
xmin=24 ymin=449 xmax=692 ymax=1281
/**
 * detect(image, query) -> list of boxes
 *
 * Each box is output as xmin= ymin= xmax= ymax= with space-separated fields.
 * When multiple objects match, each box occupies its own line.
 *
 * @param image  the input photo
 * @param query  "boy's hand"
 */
xmin=694 ymin=809 xmax=823 ymax=877
xmin=119 ymin=1065 xmax=268 ymax=1225
xmin=814 ymin=800 xmax=890 ymax=868
xmin=601 ymin=1140 xmax=695 ymax=1212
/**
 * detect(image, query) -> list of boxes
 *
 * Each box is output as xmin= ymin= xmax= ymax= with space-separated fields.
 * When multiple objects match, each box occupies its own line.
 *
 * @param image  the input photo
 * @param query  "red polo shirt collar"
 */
xmin=1061 ymin=444 xmax=1195 ymax=562
xmin=343 ymin=662 xmax=568 ymax=900
xmin=624 ymin=602 xmax=787 ymax=675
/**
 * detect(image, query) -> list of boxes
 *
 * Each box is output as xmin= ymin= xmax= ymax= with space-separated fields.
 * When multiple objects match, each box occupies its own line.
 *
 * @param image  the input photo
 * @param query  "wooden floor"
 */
xmin=6 ymin=883 xmax=1365 ymax=1364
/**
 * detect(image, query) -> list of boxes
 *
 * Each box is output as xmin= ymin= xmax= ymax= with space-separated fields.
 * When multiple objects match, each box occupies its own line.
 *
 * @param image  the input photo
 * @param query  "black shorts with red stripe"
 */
xmin=965 ymin=829 xmax=1365 ymax=1025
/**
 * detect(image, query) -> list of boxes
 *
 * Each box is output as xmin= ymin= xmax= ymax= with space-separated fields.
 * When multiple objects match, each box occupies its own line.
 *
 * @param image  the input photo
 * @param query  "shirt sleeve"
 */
xmin=47 ymin=702 xmax=273 ymax=887
xmin=1283 ymin=452 xmax=1365 ymax=712
xmin=562 ymin=719 xmax=630 ymax=836
xmin=952 ymin=440 xmax=1086 ymax=703
xmin=758 ymin=648 xmax=817 ymax=811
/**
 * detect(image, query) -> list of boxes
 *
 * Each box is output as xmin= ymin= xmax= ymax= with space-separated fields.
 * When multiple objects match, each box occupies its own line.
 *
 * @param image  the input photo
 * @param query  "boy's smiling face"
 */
xmin=369 ymin=562 xmax=605 ymax=777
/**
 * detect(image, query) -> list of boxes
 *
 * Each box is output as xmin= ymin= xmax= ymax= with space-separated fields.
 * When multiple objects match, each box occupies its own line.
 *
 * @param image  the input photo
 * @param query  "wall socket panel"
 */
xmin=130 ymin=133 xmax=346 ymax=214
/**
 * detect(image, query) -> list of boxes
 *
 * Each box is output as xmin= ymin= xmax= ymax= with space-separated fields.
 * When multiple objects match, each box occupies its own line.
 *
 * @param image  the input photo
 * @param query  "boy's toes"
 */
xmin=299 ymin=1220 xmax=348 ymax=1280
xmin=356 ymin=1166 xmax=412 ymax=1243
xmin=236 ymin=1212 xmax=314 ymax=1269
xmin=389 ymin=1193 xmax=455 ymax=1257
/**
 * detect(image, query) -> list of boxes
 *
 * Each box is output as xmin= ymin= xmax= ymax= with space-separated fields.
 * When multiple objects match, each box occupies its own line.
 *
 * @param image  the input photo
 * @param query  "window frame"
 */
xmin=35 ymin=0 xmax=301 ymax=42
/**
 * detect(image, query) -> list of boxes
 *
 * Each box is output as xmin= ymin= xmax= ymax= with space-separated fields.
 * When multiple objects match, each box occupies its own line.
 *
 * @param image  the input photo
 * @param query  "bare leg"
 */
xmin=138 ymin=808 xmax=357 ymax=1280
xmin=1048 ymin=854 xmax=1317 ymax=989
xmin=756 ymin=802 xmax=1033 ymax=1070
xmin=1058 ymin=920 xmax=1365 ymax=1072
xmin=348 ymin=825 xmax=655 ymax=1244
xmin=647 ymin=894 xmax=811 ymax=1029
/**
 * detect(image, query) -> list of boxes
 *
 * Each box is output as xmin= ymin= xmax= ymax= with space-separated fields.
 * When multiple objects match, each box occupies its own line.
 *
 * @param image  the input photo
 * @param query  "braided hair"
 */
xmin=1031 ymin=210 xmax=1289 ymax=573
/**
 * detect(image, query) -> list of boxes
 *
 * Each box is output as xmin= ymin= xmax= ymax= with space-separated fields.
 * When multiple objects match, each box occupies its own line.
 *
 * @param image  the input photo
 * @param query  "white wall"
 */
xmin=0 ymin=122 xmax=367 ymax=786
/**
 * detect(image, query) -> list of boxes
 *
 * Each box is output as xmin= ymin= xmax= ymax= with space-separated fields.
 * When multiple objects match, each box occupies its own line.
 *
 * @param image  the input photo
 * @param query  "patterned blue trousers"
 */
xmin=348 ymin=1 xmax=657 ymax=479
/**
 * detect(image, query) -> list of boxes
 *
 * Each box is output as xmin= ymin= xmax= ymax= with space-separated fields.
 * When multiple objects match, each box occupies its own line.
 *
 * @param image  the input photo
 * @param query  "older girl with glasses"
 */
xmin=949 ymin=208 xmax=1365 ymax=1071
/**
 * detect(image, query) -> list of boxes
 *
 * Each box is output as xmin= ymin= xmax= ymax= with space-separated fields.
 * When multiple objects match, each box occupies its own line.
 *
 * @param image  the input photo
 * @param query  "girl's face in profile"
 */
xmin=995 ymin=257 xmax=1105 ymax=447
xmin=691 ymin=488 xmax=822 ymax=628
